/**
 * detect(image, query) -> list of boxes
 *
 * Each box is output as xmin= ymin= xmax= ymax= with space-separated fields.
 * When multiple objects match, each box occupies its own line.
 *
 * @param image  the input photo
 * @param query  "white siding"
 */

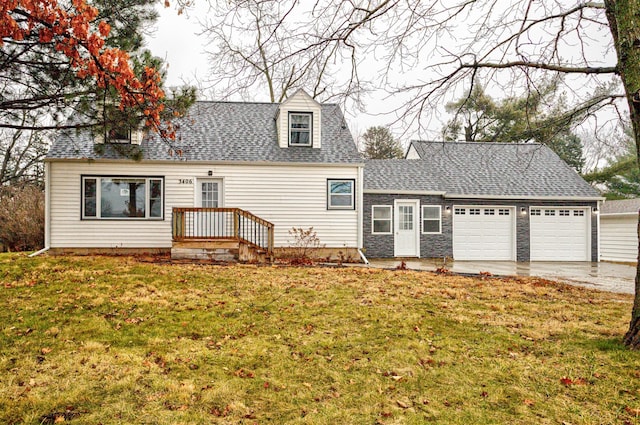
xmin=277 ymin=90 xmax=322 ymax=149
xmin=48 ymin=161 xmax=359 ymax=249
xmin=601 ymin=215 xmax=638 ymax=262
xmin=405 ymin=145 xmax=420 ymax=159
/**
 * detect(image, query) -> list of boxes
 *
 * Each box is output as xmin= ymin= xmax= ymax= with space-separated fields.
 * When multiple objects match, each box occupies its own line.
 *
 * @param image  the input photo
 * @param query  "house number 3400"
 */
xmin=178 ymin=179 xmax=193 ymax=184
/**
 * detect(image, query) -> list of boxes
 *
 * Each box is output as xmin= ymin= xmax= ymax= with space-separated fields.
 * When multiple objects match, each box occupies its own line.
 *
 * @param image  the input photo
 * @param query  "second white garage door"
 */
xmin=530 ymin=208 xmax=590 ymax=261
xmin=453 ymin=206 xmax=515 ymax=260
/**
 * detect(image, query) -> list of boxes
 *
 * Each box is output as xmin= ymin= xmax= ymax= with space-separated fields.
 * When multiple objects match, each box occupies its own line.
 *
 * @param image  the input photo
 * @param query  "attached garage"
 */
xmin=363 ymin=142 xmax=602 ymax=261
xmin=453 ymin=206 xmax=515 ymax=260
xmin=529 ymin=207 xmax=590 ymax=261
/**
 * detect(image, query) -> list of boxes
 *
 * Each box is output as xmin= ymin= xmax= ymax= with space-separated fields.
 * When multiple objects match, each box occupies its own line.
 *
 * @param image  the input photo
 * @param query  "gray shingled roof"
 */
xmin=601 ymin=198 xmax=640 ymax=214
xmin=46 ymin=101 xmax=362 ymax=164
xmin=366 ymin=141 xmax=601 ymax=198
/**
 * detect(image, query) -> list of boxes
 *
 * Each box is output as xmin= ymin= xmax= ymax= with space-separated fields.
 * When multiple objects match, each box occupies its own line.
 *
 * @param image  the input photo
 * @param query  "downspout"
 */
xmin=357 ymin=164 xmax=368 ymax=264
xmin=358 ymin=248 xmax=369 ymax=265
xmin=596 ymin=199 xmax=603 ymax=263
xmin=30 ymin=161 xmax=51 ymax=257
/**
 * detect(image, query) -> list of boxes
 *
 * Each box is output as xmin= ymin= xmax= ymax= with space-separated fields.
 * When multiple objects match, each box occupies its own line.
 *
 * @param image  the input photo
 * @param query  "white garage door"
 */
xmin=530 ymin=208 xmax=590 ymax=261
xmin=453 ymin=207 xmax=515 ymax=260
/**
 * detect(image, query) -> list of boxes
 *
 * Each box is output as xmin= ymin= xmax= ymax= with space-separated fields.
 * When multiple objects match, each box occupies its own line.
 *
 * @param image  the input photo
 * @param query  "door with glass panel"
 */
xmin=394 ymin=200 xmax=419 ymax=257
xmin=194 ymin=179 xmax=226 ymax=237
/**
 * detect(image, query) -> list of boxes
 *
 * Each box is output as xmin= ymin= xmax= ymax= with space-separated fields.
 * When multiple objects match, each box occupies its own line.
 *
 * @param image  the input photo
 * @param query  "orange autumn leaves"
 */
xmin=1 ymin=0 xmax=173 ymax=137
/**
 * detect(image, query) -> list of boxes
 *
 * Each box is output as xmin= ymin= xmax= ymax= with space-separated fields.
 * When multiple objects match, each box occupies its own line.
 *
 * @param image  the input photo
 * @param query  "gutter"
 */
xmin=363 ymin=189 xmax=603 ymax=202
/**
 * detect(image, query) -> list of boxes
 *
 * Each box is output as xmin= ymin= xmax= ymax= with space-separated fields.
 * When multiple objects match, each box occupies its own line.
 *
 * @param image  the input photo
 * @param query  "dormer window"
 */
xmin=289 ymin=112 xmax=312 ymax=146
xmin=108 ymin=126 xmax=131 ymax=143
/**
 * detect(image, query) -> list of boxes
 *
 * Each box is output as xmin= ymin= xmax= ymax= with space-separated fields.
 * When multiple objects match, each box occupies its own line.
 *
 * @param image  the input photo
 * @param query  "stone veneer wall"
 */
xmin=363 ymin=193 xmax=598 ymax=261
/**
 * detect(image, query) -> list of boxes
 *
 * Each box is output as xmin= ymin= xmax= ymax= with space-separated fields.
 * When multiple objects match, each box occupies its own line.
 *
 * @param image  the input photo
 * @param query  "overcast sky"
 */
xmin=143 ymin=2 xmax=621 ymax=158
xmin=143 ymin=3 xmax=413 ymax=144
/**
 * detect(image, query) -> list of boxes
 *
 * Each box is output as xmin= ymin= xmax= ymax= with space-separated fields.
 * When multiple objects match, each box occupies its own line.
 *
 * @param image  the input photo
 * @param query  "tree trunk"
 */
xmin=624 ymin=212 xmax=640 ymax=347
xmin=605 ymin=0 xmax=640 ymax=349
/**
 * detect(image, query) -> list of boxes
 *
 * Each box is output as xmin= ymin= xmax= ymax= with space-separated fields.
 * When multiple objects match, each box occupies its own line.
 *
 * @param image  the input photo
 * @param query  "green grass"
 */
xmin=0 ymin=253 xmax=639 ymax=424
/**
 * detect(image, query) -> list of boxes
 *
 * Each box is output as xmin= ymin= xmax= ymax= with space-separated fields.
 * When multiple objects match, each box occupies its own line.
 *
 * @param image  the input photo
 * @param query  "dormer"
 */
xmin=95 ymin=125 xmax=144 ymax=145
xmin=276 ymin=89 xmax=322 ymax=149
xmin=94 ymin=100 xmax=144 ymax=145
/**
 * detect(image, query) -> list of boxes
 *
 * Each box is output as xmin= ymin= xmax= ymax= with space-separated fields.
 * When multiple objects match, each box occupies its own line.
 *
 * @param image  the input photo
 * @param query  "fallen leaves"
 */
xmin=233 ymin=368 xmax=255 ymax=379
xmin=560 ymin=376 xmax=588 ymax=386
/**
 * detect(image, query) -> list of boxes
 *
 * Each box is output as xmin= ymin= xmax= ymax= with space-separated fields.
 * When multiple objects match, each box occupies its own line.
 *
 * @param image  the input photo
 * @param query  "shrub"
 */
xmin=0 ymin=185 xmax=44 ymax=252
xmin=286 ymin=227 xmax=324 ymax=263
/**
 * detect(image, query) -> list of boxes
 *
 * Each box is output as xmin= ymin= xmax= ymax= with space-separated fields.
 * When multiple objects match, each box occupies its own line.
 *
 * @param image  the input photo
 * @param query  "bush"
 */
xmin=286 ymin=227 xmax=324 ymax=263
xmin=0 ymin=185 xmax=44 ymax=252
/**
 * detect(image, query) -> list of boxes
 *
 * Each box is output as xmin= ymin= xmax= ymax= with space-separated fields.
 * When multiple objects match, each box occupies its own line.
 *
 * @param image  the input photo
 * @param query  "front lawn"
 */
xmin=0 ymin=254 xmax=639 ymax=424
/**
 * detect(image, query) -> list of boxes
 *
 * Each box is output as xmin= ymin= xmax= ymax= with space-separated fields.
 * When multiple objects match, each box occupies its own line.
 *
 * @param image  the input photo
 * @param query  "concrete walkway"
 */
xmin=366 ymin=259 xmax=637 ymax=294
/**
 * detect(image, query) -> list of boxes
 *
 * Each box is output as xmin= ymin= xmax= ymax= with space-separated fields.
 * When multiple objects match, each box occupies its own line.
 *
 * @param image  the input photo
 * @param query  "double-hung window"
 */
xmin=327 ymin=179 xmax=354 ymax=210
xmin=422 ymin=205 xmax=441 ymax=234
xmin=82 ymin=176 xmax=164 ymax=219
xmin=372 ymin=206 xmax=392 ymax=234
xmin=289 ymin=112 xmax=312 ymax=146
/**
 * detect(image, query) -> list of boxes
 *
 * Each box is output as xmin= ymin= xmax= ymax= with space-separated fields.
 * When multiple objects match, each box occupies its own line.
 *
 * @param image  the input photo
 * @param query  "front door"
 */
xmin=394 ymin=200 xmax=419 ymax=257
xmin=194 ymin=179 xmax=225 ymax=237
xmin=197 ymin=179 xmax=222 ymax=208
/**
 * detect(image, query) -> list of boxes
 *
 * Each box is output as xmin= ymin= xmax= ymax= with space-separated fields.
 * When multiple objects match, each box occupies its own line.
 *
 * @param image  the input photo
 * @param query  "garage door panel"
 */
xmin=453 ymin=206 xmax=514 ymax=261
xmin=530 ymin=208 xmax=589 ymax=261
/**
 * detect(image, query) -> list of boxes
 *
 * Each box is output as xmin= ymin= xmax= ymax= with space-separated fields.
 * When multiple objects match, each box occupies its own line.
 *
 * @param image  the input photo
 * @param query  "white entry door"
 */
xmin=453 ymin=206 xmax=515 ymax=260
xmin=197 ymin=179 xmax=222 ymax=208
xmin=394 ymin=200 xmax=419 ymax=257
xmin=194 ymin=179 xmax=226 ymax=237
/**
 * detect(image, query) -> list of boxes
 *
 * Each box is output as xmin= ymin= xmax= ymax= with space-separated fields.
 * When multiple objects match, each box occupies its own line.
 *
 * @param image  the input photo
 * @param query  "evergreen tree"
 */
xmin=362 ymin=126 xmax=404 ymax=159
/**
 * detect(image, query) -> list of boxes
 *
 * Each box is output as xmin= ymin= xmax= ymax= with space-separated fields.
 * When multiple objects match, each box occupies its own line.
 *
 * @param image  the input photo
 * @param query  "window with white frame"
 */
xmin=289 ymin=112 xmax=312 ymax=146
xmin=372 ymin=205 xmax=392 ymax=234
xmin=422 ymin=205 xmax=441 ymax=234
xmin=82 ymin=176 xmax=163 ymax=219
xmin=327 ymin=179 xmax=354 ymax=209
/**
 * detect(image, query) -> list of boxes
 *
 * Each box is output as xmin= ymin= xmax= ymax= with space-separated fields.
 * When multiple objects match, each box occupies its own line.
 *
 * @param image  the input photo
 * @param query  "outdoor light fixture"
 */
xmin=520 ymin=207 xmax=527 ymax=214
xmin=207 ymin=170 xmax=213 ymax=176
xmin=592 ymin=207 xmax=599 ymax=214
xmin=445 ymin=206 xmax=451 ymax=213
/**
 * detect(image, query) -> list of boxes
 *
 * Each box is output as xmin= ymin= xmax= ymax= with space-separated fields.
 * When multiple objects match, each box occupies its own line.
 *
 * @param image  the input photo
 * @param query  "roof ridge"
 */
xmin=411 ymin=140 xmax=542 ymax=146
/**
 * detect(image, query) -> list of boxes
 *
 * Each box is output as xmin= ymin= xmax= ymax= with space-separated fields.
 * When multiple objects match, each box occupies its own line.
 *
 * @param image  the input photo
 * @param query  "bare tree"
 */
xmin=197 ymin=0 xmax=640 ymax=348
xmin=0 ymin=111 xmax=49 ymax=186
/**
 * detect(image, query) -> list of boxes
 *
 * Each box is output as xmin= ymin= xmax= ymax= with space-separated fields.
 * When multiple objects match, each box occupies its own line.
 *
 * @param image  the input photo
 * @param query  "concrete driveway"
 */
xmin=366 ymin=259 xmax=636 ymax=294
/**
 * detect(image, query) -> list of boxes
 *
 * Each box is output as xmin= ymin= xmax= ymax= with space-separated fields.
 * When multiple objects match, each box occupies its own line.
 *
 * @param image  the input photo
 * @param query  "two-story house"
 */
xmin=44 ymin=89 xmax=365 ymax=261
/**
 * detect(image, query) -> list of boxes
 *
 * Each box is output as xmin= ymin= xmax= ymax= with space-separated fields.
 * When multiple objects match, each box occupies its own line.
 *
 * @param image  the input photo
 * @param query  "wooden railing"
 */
xmin=172 ymin=207 xmax=274 ymax=254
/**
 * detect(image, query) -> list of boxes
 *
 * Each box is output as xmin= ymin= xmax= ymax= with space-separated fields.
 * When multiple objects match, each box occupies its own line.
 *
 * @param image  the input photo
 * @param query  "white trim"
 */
xmin=45 ymin=158 xmax=365 ymax=168
xmin=394 ymin=199 xmax=420 ymax=257
xmin=81 ymin=176 xmax=164 ymax=220
xmin=600 ymin=212 xmax=639 ymax=217
xmin=288 ymin=112 xmax=313 ymax=147
xmin=596 ymin=205 xmax=601 ymax=263
xmin=446 ymin=194 xmax=605 ymax=201
xmin=421 ymin=205 xmax=442 ymax=234
xmin=363 ymin=189 xmax=603 ymax=201
xmin=196 ymin=178 xmax=224 ymax=208
xmin=371 ymin=205 xmax=393 ymax=234
xmin=327 ymin=179 xmax=355 ymax=210
xmin=357 ymin=165 xmax=364 ymax=249
xmin=44 ymin=161 xmax=51 ymax=248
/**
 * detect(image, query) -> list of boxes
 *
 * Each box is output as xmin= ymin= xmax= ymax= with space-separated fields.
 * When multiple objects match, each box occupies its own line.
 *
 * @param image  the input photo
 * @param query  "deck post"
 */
xmin=233 ymin=209 xmax=239 ymax=241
